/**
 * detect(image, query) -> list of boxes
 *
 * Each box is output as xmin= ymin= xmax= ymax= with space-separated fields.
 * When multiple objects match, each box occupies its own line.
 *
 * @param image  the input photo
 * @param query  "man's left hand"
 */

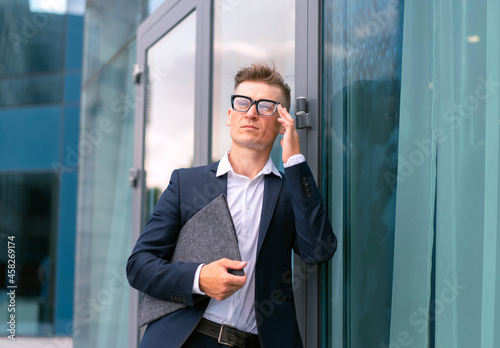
xmin=277 ymin=105 xmax=301 ymax=163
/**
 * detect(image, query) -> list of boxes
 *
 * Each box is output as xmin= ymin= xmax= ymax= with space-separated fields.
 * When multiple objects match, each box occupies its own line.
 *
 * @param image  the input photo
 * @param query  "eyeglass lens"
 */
xmin=232 ymin=96 xmax=278 ymax=115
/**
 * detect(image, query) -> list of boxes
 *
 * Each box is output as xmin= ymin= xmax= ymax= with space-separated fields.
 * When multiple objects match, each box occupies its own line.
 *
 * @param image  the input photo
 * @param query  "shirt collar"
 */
xmin=216 ymin=150 xmax=282 ymax=179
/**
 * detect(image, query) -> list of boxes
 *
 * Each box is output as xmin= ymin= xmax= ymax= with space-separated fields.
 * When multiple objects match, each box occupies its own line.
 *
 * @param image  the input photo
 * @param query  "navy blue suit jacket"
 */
xmin=127 ymin=160 xmax=336 ymax=347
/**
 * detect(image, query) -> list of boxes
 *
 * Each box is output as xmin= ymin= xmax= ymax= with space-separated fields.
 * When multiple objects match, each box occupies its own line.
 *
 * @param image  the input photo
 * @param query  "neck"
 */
xmin=228 ymin=144 xmax=272 ymax=180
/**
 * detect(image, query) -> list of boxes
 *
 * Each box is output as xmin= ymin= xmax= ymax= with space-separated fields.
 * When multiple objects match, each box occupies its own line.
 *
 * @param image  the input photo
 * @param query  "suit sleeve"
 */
xmin=126 ymin=169 xmax=202 ymax=306
xmin=284 ymin=161 xmax=337 ymax=264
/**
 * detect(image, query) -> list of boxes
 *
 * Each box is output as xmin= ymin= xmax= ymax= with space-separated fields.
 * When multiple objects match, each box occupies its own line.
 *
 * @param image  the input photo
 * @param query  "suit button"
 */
xmin=304 ymin=192 xmax=311 ymax=198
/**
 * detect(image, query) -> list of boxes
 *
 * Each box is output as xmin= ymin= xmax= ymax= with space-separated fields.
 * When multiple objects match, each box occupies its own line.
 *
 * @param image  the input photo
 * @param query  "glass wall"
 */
xmin=211 ymin=0 xmax=295 ymax=166
xmin=74 ymin=0 xmax=142 ymax=346
xmin=0 ymin=0 xmax=83 ymax=338
xmin=322 ymin=0 xmax=404 ymax=346
xmin=0 ymin=0 xmax=65 ymax=107
xmin=323 ymin=0 xmax=500 ymax=347
xmin=0 ymin=173 xmax=58 ymax=335
xmin=389 ymin=1 xmax=499 ymax=347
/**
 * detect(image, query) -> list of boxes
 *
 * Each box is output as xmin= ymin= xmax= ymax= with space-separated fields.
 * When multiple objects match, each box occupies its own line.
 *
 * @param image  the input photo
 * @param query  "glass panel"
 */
xmin=0 ymin=1 xmax=66 ymax=107
xmin=0 ymin=74 xmax=63 ymax=107
xmin=0 ymin=172 xmax=59 ymax=336
xmin=74 ymin=41 xmax=136 ymax=348
xmin=0 ymin=2 xmax=66 ymax=77
xmin=144 ymin=11 xmax=196 ymax=214
xmin=211 ymin=0 xmax=295 ymax=167
xmin=389 ymin=1 xmax=500 ymax=347
xmin=322 ymin=0 xmax=404 ymax=346
xmin=83 ymin=0 xmax=144 ymax=82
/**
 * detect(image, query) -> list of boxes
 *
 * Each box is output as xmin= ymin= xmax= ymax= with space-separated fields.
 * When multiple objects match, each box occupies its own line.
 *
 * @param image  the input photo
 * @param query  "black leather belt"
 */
xmin=195 ymin=318 xmax=261 ymax=347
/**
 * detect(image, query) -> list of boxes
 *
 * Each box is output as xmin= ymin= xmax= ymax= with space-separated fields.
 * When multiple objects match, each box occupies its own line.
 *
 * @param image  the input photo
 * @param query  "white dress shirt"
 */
xmin=192 ymin=150 xmax=305 ymax=334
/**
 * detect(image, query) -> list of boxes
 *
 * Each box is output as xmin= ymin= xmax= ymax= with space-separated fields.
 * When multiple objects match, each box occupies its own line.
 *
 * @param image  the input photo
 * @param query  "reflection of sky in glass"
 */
xmin=29 ymin=0 xmax=67 ymax=14
xmin=211 ymin=0 xmax=295 ymax=162
xmin=145 ymin=12 xmax=196 ymax=190
xmin=148 ymin=0 xmax=166 ymax=15
xmin=67 ymin=0 xmax=85 ymax=15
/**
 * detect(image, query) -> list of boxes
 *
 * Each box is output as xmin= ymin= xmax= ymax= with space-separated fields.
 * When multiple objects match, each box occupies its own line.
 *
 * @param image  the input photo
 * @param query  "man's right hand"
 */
xmin=199 ymin=258 xmax=247 ymax=301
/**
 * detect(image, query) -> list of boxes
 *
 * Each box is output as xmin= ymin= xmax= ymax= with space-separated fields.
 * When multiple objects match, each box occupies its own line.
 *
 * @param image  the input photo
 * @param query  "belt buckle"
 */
xmin=218 ymin=324 xmax=235 ymax=347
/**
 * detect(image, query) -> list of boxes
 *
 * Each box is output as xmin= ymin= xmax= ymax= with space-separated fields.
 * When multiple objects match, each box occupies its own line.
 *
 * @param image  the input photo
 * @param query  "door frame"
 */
xmin=130 ymin=1 xmax=324 ymax=347
xmin=294 ymin=1 xmax=324 ymax=347
xmin=129 ymin=1 xmax=212 ymax=346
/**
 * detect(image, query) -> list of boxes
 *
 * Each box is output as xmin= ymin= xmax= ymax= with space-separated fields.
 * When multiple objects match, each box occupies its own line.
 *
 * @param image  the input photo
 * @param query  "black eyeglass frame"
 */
xmin=230 ymin=94 xmax=280 ymax=116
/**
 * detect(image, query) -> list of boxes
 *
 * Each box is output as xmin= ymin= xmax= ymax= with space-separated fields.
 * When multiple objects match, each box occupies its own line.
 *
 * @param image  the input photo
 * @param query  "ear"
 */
xmin=226 ymin=109 xmax=232 ymax=126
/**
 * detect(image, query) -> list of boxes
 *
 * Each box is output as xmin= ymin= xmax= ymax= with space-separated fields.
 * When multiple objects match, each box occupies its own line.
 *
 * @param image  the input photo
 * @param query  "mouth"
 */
xmin=241 ymin=124 xmax=258 ymax=130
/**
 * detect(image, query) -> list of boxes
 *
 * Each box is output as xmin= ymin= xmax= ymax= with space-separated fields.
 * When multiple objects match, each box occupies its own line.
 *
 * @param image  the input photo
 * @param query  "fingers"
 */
xmin=277 ymin=105 xmax=301 ymax=163
xmin=199 ymin=259 xmax=247 ymax=301
xmin=277 ymin=105 xmax=295 ymax=132
xmin=219 ymin=258 xmax=247 ymax=270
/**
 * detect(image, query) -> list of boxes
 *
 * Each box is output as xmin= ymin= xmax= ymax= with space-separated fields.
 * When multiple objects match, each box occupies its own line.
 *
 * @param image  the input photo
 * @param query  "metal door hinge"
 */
xmin=295 ymin=97 xmax=312 ymax=129
xmin=129 ymin=167 xmax=140 ymax=188
xmin=133 ymin=64 xmax=143 ymax=84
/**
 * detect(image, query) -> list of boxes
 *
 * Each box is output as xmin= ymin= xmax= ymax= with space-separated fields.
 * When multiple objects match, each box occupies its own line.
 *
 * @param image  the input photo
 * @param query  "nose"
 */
xmin=245 ymin=104 xmax=259 ymax=118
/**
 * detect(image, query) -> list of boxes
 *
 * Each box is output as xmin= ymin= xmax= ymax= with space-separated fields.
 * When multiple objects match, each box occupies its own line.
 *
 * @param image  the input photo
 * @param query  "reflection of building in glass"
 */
xmin=0 ymin=0 xmax=83 ymax=337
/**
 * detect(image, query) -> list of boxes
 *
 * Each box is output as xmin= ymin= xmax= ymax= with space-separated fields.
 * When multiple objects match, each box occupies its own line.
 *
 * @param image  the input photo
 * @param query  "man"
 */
xmin=127 ymin=62 xmax=336 ymax=347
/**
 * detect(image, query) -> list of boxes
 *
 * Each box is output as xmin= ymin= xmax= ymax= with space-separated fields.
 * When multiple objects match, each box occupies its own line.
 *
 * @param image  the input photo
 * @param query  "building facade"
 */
xmin=1 ymin=0 xmax=498 ymax=347
xmin=76 ymin=0 xmax=500 ymax=347
xmin=0 ymin=0 xmax=84 ymax=338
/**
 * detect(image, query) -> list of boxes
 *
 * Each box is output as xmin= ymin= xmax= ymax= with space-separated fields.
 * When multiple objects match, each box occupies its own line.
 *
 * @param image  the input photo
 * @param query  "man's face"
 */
xmin=226 ymin=81 xmax=285 ymax=153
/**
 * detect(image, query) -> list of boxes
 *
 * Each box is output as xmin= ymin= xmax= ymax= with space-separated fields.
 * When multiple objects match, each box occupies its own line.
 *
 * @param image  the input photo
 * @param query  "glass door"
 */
xmin=143 ymin=11 xmax=196 ymax=220
xmin=129 ymin=1 xmax=211 ymax=346
xmin=131 ymin=0 xmax=323 ymax=346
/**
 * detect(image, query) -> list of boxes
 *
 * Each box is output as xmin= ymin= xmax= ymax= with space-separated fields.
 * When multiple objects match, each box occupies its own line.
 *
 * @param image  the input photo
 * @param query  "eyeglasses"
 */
xmin=230 ymin=95 xmax=280 ymax=116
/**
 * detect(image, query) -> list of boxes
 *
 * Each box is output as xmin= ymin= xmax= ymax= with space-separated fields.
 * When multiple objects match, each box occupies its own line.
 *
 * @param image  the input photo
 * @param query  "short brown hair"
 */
xmin=234 ymin=62 xmax=291 ymax=110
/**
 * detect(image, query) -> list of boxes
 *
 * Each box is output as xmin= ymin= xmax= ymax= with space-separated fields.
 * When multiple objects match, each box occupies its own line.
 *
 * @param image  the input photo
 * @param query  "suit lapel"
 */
xmin=257 ymin=173 xmax=282 ymax=256
xmin=209 ymin=161 xmax=227 ymax=198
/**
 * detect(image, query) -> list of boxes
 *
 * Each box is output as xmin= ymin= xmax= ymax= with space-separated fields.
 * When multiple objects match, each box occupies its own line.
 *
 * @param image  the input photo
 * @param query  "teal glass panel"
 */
xmin=0 ymin=106 xmax=61 ymax=170
xmin=65 ymin=14 xmax=85 ymax=71
xmin=389 ymin=1 xmax=500 ymax=347
xmin=0 ymin=3 xmax=66 ymax=77
xmin=322 ymin=0 xmax=404 ymax=347
xmin=0 ymin=74 xmax=63 ymax=107
xmin=0 ymin=1 xmax=67 ymax=107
